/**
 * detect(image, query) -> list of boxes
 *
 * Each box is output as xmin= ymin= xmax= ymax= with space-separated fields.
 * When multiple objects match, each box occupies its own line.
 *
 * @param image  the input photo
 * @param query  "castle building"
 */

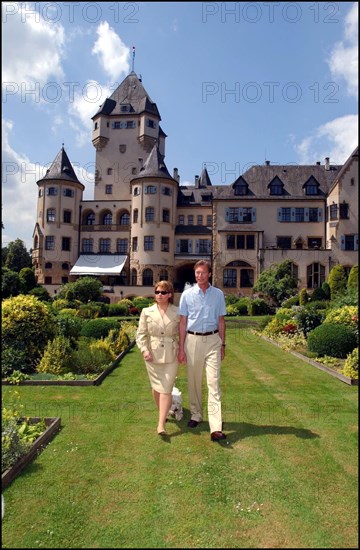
xmin=32 ymin=71 xmax=358 ymax=301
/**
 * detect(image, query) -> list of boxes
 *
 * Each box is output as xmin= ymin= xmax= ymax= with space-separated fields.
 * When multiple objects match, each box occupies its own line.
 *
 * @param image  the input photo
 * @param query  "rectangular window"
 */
xmin=45 ymin=236 xmax=55 ymax=250
xmin=105 ymin=185 xmax=113 ymax=194
xmin=162 ymin=209 xmax=170 ymax=223
xmin=330 ymin=204 xmax=338 ymax=220
xmin=63 ymin=188 xmax=74 ymax=197
xmin=162 ymin=186 xmax=172 ymax=196
xmin=309 ymin=208 xmax=318 ymax=222
xmin=198 ymin=239 xmax=210 ymax=253
xmin=63 ymin=210 xmax=72 ymax=223
xmin=223 ymin=269 xmax=236 ymax=288
xmin=277 ymin=236 xmax=292 ymax=249
xmin=180 ymin=240 xmax=190 ymax=253
xmin=279 ymin=208 xmax=291 ymax=222
xmin=47 ymin=209 xmax=56 ymax=222
xmin=188 ymin=215 xmax=194 ymax=225
xmin=146 ymin=119 xmax=156 ymax=128
xmin=144 ymin=185 xmax=157 ymax=194
xmin=132 ymin=237 xmax=138 ymax=252
xmin=295 ymin=208 xmax=305 ymax=222
xmin=100 ymin=239 xmax=111 ymax=253
xmin=144 ymin=236 xmax=154 ymax=251
xmin=207 ymin=215 xmax=212 ymax=226
xmin=178 ymin=215 xmax=185 ymax=225
xmin=82 ymin=239 xmax=93 ymax=253
xmin=117 ymin=239 xmax=128 ymax=253
xmin=161 ymin=237 xmax=169 ymax=252
xmin=46 ymin=187 xmax=57 ymax=196
xmin=308 ymin=238 xmax=322 ymax=249
xmin=62 ymin=237 xmax=71 ymax=251
xmin=107 ymin=168 xmax=113 ymax=175
xmin=240 ymin=269 xmax=254 ymax=288
xmin=339 ymin=203 xmax=349 ymax=219
xmin=197 ymin=215 xmax=203 ymax=225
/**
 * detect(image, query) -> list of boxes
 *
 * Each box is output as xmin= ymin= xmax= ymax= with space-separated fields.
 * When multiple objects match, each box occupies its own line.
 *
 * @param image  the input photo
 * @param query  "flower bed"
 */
xmin=2 ymin=342 xmax=135 ymax=387
xmin=2 ymin=417 xmax=61 ymax=490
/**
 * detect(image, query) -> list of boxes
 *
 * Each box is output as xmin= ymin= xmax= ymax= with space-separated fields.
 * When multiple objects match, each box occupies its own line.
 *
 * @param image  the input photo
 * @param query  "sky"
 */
xmin=2 ymin=1 xmax=358 ymax=250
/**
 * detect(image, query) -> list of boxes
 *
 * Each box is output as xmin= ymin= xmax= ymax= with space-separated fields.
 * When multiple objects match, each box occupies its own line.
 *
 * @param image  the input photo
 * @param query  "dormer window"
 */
xmin=233 ymin=176 xmax=249 ymax=196
xmin=146 ymin=119 xmax=157 ymax=129
xmin=268 ymin=177 xmax=284 ymax=195
xmin=303 ymin=176 xmax=320 ymax=195
xmin=120 ymin=105 xmax=130 ymax=112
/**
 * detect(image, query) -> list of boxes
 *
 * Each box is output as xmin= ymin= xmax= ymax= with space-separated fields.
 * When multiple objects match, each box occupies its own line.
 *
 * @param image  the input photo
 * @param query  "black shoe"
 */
xmin=187 ymin=419 xmax=200 ymax=428
xmin=211 ymin=431 xmax=226 ymax=442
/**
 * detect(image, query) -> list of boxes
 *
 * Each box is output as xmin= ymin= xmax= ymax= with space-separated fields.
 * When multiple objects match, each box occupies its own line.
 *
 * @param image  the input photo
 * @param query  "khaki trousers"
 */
xmin=185 ymin=332 xmax=223 ymax=433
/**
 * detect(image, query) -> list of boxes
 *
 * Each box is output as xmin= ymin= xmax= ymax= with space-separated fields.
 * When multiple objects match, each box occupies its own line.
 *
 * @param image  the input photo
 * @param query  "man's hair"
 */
xmin=194 ymin=260 xmax=211 ymax=273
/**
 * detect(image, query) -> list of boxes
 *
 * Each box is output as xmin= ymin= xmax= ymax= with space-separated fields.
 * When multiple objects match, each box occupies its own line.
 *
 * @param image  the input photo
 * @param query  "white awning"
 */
xmin=70 ymin=255 xmax=127 ymax=276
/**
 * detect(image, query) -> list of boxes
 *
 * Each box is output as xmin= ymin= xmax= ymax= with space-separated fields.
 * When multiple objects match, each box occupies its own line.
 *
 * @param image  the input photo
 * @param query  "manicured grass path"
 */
xmin=2 ymin=327 xmax=358 ymax=548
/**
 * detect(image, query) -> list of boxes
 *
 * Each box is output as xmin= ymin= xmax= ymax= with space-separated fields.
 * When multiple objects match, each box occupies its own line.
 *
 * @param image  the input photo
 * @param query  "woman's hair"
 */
xmin=154 ymin=280 xmax=174 ymax=303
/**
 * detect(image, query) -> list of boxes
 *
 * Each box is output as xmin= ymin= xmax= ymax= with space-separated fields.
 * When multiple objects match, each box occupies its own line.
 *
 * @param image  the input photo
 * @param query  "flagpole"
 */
xmin=132 ymin=46 xmax=135 ymax=72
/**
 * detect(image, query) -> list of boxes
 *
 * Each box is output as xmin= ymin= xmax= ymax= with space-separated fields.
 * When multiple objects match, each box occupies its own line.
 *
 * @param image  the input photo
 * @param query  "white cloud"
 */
xmin=295 ymin=114 xmax=358 ymax=165
xmin=1 ymin=119 xmax=45 ymax=249
xmin=2 ymin=2 xmax=65 ymax=89
xmin=67 ymin=80 xmax=113 ymax=146
xmin=327 ymin=2 xmax=358 ymax=98
xmin=92 ymin=21 xmax=130 ymax=79
xmin=1 ymin=119 xmax=94 ymax=249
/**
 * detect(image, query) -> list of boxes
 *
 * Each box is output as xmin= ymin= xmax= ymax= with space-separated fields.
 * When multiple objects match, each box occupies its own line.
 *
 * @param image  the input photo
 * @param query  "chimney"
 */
xmin=173 ymin=167 xmax=179 ymax=182
xmin=265 ymin=160 xmax=270 ymax=166
xmin=138 ymin=157 xmax=143 ymax=169
xmin=324 ymin=157 xmax=330 ymax=170
xmin=195 ymin=175 xmax=199 ymax=187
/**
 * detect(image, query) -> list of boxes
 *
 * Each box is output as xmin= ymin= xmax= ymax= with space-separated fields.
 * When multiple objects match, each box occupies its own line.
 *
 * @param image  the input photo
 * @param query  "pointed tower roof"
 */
xmin=39 ymin=147 xmax=81 ymax=184
xmin=198 ymin=166 xmax=212 ymax=187
xmin=93 ymin=72 xmax=160 ymax=118
xmin=134 ymin=144 xmax=175 ymax=181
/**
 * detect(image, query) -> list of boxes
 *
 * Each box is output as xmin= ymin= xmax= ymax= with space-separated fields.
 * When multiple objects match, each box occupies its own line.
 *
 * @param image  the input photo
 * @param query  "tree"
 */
xmin=19 ymin=267 xmax=37 ymax=294
xmin=54 ymin=276 xmax=103 ymax=303
xmin=328 ymin=264 xmax=347 ymax=299
xmin=1 ymin=268 xmax=20 ymax=298
xmin=4 ymin=239 xmax=32 ymax=272
xmin=253 ymin=259 xmax=298 ymax=307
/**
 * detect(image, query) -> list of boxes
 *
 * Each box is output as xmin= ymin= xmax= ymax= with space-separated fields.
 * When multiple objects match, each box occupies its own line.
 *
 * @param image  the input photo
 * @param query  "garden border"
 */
xmin=1 ymin=342 xmax=135 ymax=387
xmin=259 ymin=335 xmax=358 ymax=386
xmin=2 ymin=417 xmax=61 ymax=490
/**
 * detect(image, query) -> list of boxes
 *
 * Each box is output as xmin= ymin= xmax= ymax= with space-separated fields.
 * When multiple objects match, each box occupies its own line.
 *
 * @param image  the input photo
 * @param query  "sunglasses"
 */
xmin=155 ymin=290 xmax=169 ymax=295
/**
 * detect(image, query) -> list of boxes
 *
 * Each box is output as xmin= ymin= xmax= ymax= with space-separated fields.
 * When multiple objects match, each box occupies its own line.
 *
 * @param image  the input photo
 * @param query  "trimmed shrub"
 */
xmin=80 ymin=318 xmax=120 ymax=339
xmin=347 ymin=265 xmax=358 ymax=290
xmin=310 ymin=287 xmax=328 ymax=301
xmin=321 ymin=282 xmax=331 ymax=299
xmin=307 ymin=323 xmax=357 ymax=358
xmin=282 ymin=295 xmax=300 ymax=308
xmin=108 ymin=302 xmax=129 ymax=316
xmin=342 ymin=348 xmax=358 ymax=379
xmin=37 ymin=336 xmax=74 ymax=376
xmin=328 ymin=264 xmax=347 ymax=299
xmin=2 ymin=295 xmax=56 ymax=372
xmin=28 ymin=286 xmax=52 ymax=302
xmin=235 ymin=298 xmax=250 ymax=315
xmin=299 ymin=288 xmax=309 ymax=305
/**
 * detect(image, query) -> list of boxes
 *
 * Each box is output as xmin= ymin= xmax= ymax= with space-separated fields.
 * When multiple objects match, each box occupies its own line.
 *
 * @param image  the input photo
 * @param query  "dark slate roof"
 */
xmin=93 ymin=72 xmax=160 ymax=118
xmin=211 ymin=163 xmax=342 ymax=200
xmin=133 ymin=144 xmax=175 ymax=181
xmin=198 ymin=166 xmax=212 ymax=187
xmin=38 ymin=147 xmax=81 ymax=184
xmin=177 ymin=186 xmax=213 ymax=206
xmin=175 ymin=225 xmax=212 ymax=235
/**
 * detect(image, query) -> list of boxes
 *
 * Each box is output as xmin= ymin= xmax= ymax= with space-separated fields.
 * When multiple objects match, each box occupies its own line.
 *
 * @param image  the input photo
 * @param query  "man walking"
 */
xmin=178 ymin=260 xmax=227 ymax=442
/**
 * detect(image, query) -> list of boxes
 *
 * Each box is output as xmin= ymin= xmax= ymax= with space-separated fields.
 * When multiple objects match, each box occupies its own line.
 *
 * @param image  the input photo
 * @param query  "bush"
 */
xmin=55 ymin=314 xmax=85 ymax=348
xmin=282 ymin=295 xmax=299 ymax=308
xmin=257 ymin=315 xmax=274 ymax=331
xmin=347 ymin=265 xmax=358 ymax=290
xmin=225 ymin=294 xmax=239 ymax=305
xmin=37 ymin=336 xmax=74 ymax=376
xmin=1 ymin=346 xmax=28 ymax=378
xmin=28 ymin=286 xmax=52 ymax=302
xmin=80 ymin=318 xmax=120 ymax=339
xmin=307 ymin=323 xmax=357 ymax=358
xmin=342 ymin=348 xmax=358 ymax=379
xmin=295 ymin=308 xmax=324 ymax=337
xmin=310 ymin=287 xmax=328 ymax=301
xmin=299 ymin=288 xmax=309 ymax=305
xmin=2 ymin=416 xmax=29 ymax=472
xmin=108 ymin=302 xmax=129 ymax=316
xmin=324 ymin=306 xmax=358 ymax=336
xmin=2 ymin=295 xmax=56 ymax=372
xmin=226 ymin=304 xmax=239 ymax=316
xmin=328 ymin=265 xmax=347 ymax=299
xmin=247 ymin=298 xmax=271 ymax=316
xmin=71 ymin=338 xmax=114 ymax=374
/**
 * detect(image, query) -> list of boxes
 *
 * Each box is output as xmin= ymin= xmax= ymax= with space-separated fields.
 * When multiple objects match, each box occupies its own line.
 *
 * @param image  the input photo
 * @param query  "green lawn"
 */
xmin=2 ymin=327 xmax=358 ymax=548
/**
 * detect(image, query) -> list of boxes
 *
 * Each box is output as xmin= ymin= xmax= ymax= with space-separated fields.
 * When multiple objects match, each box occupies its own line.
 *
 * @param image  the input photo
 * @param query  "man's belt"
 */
xmin=187 ymin=330 xmax=218 ymax=336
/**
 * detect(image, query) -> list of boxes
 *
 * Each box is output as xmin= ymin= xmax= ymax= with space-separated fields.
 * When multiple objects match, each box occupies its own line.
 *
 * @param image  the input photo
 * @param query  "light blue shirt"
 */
xmin=178 ymin=284 xmax=227 ymax=333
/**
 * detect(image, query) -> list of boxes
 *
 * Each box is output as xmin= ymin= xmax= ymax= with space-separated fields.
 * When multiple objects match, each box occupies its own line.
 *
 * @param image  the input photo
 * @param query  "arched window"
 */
xmin=120 ymin=212 xmax=130 ymax=225
xmin=45 ymin=262 xmax=52 ymax=269
xmin=159 ymin=269 xmax=168 ymax=281
xmin=142 ymin=268 xmax=153 ymax=286
xmin=86 ymin=212 xmax=95 ymax=225
xmin=103 ymin=212 xmax=112 ymax=225
xmin=307 ymin=263 xmax=325 ymax=289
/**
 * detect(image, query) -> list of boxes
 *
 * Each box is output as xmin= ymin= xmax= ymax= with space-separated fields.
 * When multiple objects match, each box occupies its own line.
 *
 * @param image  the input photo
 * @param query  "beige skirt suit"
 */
xmin=136 ymin=303 xmax=180 ymax=393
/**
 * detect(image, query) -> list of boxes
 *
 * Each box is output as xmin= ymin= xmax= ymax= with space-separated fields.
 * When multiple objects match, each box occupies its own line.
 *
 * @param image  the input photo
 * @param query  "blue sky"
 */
xmin=2 ymin=1 xmax=358 ymax=250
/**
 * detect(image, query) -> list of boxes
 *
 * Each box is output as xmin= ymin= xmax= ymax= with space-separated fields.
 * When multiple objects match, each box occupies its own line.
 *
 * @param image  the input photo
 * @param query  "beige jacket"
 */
xmin=136 ymin=303 xmax=179 ymax=364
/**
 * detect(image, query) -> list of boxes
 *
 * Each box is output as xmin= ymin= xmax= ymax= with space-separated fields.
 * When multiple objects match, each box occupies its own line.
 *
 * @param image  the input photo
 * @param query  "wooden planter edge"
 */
xmin=2 ymin=417 xmax=61 ymax=491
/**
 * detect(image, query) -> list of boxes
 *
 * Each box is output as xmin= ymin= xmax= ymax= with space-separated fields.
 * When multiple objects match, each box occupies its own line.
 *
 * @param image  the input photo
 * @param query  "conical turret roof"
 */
xmin=39 ymin=147 xmax=81 ymax=183
xmin=134 ymin=144 xmax=175 ymax=181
